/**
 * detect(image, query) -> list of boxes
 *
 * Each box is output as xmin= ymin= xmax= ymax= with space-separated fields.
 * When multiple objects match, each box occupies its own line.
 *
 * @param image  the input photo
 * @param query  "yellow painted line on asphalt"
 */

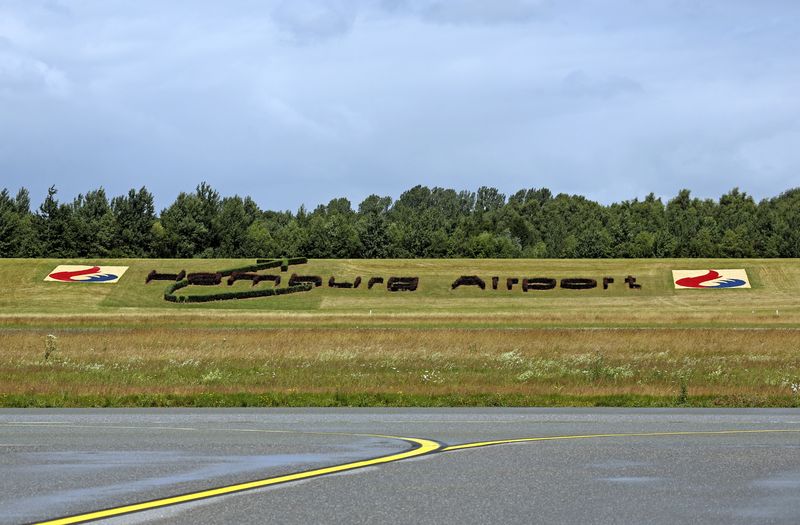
xmin=28 ymin=427 xmax=800 ymax=524
xmin=33 ymin=434 xmax=442 ymax=525
xmin=443 ymin=428 xmax=800 ymax=451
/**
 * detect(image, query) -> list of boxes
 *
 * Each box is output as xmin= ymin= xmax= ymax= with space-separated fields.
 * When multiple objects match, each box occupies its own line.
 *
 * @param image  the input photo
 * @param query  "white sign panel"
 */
xmin=672 ymin=269 xmax=750 ymax=289
xmin=45 ymin=265 xmax=129 ymax=284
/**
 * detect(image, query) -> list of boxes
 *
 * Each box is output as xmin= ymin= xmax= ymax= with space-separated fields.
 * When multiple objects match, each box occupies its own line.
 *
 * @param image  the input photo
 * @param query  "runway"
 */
xmin=1 ymin=409 xmax=799 ymax=524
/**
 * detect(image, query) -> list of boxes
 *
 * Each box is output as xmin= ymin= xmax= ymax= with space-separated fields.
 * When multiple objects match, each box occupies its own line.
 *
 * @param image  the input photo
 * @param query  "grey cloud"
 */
xmin=561 ymin=70 xmax=644 ymax=99
xmin=0 ymin=45 xmax=70 ymax=97
xmin=271 ymin=0 xmax=357 ymax=42
xmin=42 ymin=1 xmax=71 ymax=16
xmin=384 ymin=0 xmax=550 ymax=25
xmin=0 ymin=0 xmax=798 ymax=211
xmin=423 ymin=0 xmax=549 ymax=25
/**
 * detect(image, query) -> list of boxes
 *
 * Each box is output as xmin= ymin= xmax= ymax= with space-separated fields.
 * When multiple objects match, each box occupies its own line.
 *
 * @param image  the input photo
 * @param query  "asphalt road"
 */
xmin=1 ymin=408 xmax=799 ymax=524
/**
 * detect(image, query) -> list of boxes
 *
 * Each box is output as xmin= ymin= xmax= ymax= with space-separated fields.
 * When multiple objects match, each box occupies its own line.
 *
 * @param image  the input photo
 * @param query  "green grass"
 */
xmin=1 ymin=258 xmax=799 ymax=407
xmin=2 ymin=392 xmax=797 ymax=409
xmin=1 ymin=258 xmax=798 ymax=327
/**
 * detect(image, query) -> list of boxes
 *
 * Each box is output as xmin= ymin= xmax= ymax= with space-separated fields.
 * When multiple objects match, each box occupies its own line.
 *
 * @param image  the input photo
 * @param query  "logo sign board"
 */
xmin=672 ymin=269 xmax=750 ymax=289
xmin=45 ymin=265 xmax=128 ymax=284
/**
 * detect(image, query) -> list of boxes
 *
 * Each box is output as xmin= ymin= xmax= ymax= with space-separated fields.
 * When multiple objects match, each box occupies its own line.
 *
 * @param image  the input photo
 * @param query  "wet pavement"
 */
xmin=1 ymin=408 xmax=799 ymax=524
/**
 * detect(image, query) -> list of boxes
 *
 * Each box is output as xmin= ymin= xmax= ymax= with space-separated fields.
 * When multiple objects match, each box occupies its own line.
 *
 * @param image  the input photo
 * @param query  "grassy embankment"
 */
xmin=1 ymin=258 xmax=798 ymax=407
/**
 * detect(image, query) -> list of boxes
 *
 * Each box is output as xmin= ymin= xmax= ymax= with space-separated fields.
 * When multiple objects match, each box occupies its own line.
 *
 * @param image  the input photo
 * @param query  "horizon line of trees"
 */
xmin=1 ymin=183 xmax=799 ymax=259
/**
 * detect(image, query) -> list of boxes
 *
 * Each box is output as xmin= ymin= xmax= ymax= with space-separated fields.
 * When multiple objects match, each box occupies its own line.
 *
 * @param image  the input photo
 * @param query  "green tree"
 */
xmin=34 ymin=186 xmax=75 ymax=257
xmin=217 ymin=196 xmax=257 ymax=257
xmin=666 ymin=189 xmax=700 ymax=257
xmin=275 ymin=219 xmax=307 ymax=257
xmin=716 ymin=188 xmax=756 ymax=256
xmin=159 ymin=183 xmax=222 ymax=258
xmin=357 ymin=195 xmax=392 ymax=258
xmin=242 ymin=218 xmax=277 ymax=257
xmin=630 ymin=231 xmax=656 ymax=258
xmin=719 ymin=225 xmax=752 ymax=258
xmin=111 ymin=187 xmax=156 ymax=256
xmin=689 ymin=217 xmax=718 ymax=257
xmin=72 ymin=189 xmax=116 ymax=257
xmin=159 ymin=192 xmax=208 ymax=258
xmin=575 ymin=227 xmax=613 ymax=258
xmin=9 ymin=182 xmax=800 ymax=260
xmin=0 ymin=189 xmax=21 ymax=257
xmin=13 ymin=188 xmax=36 ymax=257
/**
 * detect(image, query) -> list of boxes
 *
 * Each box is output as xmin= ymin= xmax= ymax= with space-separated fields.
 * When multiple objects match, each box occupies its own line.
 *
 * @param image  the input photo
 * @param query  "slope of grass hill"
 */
xmin=1 ymin=258 xmax=798 ymax=408
xmin=0 ymin=258 xmax=798 ymax=327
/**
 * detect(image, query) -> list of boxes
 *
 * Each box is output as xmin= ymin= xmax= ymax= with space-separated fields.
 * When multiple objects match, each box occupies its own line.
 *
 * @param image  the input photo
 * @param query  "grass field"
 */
xmin=1 ymin=258 xmax=799 ymax=407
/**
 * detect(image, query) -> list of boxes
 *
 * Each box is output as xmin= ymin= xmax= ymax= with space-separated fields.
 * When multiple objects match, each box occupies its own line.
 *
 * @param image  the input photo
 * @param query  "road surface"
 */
xmin=1 ymin=408 xmax=799 ymax=524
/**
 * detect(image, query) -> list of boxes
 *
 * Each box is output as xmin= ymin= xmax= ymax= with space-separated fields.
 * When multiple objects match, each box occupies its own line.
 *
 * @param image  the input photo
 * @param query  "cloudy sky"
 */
xmin=1 ymin=0 xmax=798 ymax=211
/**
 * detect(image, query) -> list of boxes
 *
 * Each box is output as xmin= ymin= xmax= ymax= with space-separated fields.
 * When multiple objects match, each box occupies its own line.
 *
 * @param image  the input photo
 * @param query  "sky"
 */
xmin=1 ymin=0 xmax=798 ymax=212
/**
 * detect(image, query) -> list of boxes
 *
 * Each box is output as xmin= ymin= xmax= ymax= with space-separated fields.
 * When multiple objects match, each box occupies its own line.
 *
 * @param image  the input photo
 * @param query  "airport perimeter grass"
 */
xmin=1 ymin=258 xmax=799 ymax=407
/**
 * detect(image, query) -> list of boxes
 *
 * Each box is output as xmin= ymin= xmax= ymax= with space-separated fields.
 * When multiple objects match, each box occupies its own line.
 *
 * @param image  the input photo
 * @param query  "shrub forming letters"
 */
xmin=147 ymin=259 xmax=641 ymax=303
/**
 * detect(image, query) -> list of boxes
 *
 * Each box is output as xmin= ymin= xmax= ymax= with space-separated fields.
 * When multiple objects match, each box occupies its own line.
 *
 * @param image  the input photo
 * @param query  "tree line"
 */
xmin=1 ymin=183 xmax=798 ymax=259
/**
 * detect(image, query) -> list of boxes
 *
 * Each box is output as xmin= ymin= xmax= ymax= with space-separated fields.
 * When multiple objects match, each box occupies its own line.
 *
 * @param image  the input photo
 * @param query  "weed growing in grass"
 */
xmin=317 ymin=349 xmax=358 ymax=361
xmin=255 ymin=365 xmax=277 ymax=379
xmin=421 ymin=369 xmax=444 ymax=384
xmin=577 ymin=354 xmax=606 ymax=381
xmin=168 ymin=358 xmax=201 ymax=368
xmin=779 ymin=377 xmax=800 ymax=395
xmin=515 ymin=357 xmax=634 ymax=383
xmin=707 ymin=366 xmax=727 ymax=382
xmin=43 ymin=334 xmax=58 ymax=361
xmin=516 ymin=359 xmax=570 ymax=382
xmin=200 ymin=369 xmax=224 ymax=383
xmin=673 ymin=366 xmax=692 ymax=404
xmin=678 ymin=379 xmax=689 ymax=405
xmin=498 ymin=350 xmax=524 ymax=368
xmin=569 ymin=355 xmax=636 ymax=382
xmin=604 ymin=364 xmax=635 ymax=382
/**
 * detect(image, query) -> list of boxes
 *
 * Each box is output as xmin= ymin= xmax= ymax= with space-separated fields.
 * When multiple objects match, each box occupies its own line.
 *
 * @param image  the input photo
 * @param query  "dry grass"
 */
xmin=2 ymin=328 xmax=798 ymax=402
